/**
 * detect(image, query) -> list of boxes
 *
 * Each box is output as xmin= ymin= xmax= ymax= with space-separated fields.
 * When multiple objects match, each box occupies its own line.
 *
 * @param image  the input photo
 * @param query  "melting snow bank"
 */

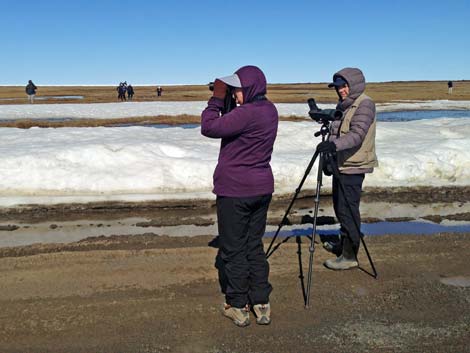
xmin=0 ymin=118 xmax=469 ymax=206
xmin=1 ymin=100 xmax=470 ymax=120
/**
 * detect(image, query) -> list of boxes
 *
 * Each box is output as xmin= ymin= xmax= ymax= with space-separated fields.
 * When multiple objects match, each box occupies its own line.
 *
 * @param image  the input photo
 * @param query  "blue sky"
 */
xmin=3 ymin=0 xmax=469 ymax=85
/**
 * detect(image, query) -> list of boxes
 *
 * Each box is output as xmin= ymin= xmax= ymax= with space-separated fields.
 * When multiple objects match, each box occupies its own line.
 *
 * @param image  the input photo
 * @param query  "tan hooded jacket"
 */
xmin=328 ymin=68 xmax=378 ymax=174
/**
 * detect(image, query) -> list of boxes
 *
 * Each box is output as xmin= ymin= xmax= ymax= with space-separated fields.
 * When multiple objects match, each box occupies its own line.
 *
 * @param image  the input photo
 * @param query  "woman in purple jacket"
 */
xmin=201 ymin=65 xmax=278 ymax=327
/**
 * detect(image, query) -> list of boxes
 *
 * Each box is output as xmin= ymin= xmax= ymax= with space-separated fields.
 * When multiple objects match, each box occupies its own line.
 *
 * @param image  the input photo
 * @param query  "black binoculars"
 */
xmin=208 ymin=82 xmax=236 ymax=115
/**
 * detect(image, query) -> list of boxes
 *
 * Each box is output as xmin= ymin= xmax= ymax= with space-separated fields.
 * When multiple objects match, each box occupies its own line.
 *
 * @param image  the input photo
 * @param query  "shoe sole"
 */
xmin=234 ymin=319 xmax=250 ymax=327
xmin=323 ymin=263 xmax=358 ymax=271
xmin=223 ymin=313 xmax=249 ymax=327
xmin=256 ymin=316 xmax=271 ymax=325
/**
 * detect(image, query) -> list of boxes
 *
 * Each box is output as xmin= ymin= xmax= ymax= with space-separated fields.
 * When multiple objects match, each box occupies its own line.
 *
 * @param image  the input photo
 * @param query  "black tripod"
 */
xmin=266 ymin=120 xmax=378 ymax=308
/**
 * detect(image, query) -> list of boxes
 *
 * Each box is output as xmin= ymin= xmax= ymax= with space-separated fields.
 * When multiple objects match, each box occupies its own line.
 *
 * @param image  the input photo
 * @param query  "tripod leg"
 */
xmin=266 ymin=151 xmax=320 ymax=258
xmin=296 ymin=236 xmax=307 ymax=304
xmin=359 ymin=233 xmax=378 ymax=278
xmin=305 ymin=152 xmax=324 ymax=308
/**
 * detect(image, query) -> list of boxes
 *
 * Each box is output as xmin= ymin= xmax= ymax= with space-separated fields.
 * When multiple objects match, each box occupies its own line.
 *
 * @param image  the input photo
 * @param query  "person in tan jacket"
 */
xmin=316 ymin=67 xmax=378 ymax=270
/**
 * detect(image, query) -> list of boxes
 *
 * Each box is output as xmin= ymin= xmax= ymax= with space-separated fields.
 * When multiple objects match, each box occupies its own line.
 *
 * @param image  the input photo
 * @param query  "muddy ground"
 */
xmin=1 ymin=187 xmax=470 ymax=251
xmin=0 ymin=230 xmax=469 ymax=353
xmin=0 ymin=188 xmax=469 ymax=353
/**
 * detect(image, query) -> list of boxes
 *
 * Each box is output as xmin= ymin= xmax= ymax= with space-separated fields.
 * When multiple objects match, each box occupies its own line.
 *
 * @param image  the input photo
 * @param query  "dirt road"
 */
xmin=0 ymin=232 xmax=469 ymax=353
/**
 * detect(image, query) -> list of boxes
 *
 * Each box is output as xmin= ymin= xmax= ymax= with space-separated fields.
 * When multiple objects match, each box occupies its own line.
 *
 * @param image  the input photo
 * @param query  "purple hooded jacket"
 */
xmin=201 ymin=66 xmax=279 ymax=197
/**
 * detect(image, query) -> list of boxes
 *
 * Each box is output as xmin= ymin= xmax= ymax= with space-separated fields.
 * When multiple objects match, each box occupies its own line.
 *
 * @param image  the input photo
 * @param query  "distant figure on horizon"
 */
xmin=448 ymin=81 xmax=453 ymax=95
xmin=127 ymin=84 xmax=134 ymax=100
xmin=25 ymin=80 xmax=38 ymax=103
xmin=157 ymin=86 xmax=163 ymax=97
xmin=116 ymin=82 xmax=122 ymax=100
xmin=117 ymin=82 xmax=127 ymax=101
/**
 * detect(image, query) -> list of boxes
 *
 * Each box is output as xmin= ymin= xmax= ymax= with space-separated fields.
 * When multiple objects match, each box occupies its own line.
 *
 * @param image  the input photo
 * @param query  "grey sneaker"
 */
xmin=324 ymin=255 xmax=358 ymax=270
xmin=222 ymin=303 xmax=250 ymax=327
xmin=253 ymin=303 xmax=271 ymax=325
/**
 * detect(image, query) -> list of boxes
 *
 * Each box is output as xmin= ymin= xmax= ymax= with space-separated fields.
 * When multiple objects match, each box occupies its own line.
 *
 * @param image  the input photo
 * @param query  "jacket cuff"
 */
xmin=208 ymin=96 xmax=225 ymax=108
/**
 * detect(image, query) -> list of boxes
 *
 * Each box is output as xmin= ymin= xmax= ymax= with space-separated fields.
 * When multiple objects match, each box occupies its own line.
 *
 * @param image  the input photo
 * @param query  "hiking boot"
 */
xmin=324 ymin=255 xmax=358 ymax=270
xmin=222 ymin=303 xmax=250 ymax=327
xmin=253 ymin=303 xmax=271 ymax=325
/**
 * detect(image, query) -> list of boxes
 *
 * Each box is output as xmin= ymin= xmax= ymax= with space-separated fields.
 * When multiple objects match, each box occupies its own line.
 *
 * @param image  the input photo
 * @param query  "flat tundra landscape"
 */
xmin=2 ymin=80 xmax=470 ymax=104
xmin=0 ymin=232 xmax=469 ymax=353
xmin=0 ymin=81 xmax=469 ymax=353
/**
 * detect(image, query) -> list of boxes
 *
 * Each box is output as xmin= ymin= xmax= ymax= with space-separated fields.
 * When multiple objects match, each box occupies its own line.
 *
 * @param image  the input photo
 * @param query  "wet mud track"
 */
xmin=0 ymin=187 xmax=469 ymax=352
xmin=1 ymin=186 xmax=470 ymax=251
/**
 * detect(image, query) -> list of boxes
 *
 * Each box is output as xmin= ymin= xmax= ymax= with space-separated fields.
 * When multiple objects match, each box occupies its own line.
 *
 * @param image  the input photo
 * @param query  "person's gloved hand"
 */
xmin=213 ymin=79 xmax=227 ymax=100
xmin=316 ymin=141 xmax=336 ymax=153
xmin=322 ymin=159 xmax=334 ymax=176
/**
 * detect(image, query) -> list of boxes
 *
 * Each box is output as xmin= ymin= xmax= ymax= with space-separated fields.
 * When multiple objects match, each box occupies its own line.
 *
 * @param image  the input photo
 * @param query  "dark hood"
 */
xmin=332 ymin=67 xmax=366 ymax=110
xmin=235 ymin=65 xmax=267 ymax=103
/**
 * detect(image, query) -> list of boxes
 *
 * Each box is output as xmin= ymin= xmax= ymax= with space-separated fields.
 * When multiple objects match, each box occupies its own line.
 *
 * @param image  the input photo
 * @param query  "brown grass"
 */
xmin=1 ymin=81 xmax=469 ymax=128
xmin=0 ymin=115 xmax=306 ymax=129
xmin=0 ymin=115 xmax=201 ymax=129
xmin=1 ymin=80 xmax=470 ymax=105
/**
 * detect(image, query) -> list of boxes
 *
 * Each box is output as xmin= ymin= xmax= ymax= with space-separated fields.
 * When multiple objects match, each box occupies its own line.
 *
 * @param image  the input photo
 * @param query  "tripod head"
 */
xmin=314 ymin=121 xmax=331 ymax=139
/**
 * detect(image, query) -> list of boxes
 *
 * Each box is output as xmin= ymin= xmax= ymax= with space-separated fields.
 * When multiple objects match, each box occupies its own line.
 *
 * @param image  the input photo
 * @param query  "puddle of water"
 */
xmin=363 ymin=221 xmax=470 ymax=235
xmin=440 ymin=276 xmax=470 ymax=288
xmin=377 ymin=109 xmax=470 ymax=122
xmin=1 ymin=200 xmax=470 ymax=248
xmin=264 ymin=221 xmax=470 ymax=238
xmin=1 ymin=219 xmax=469 ymax=249
xmin=36 ymin=96 xmax=84 ymax=100
xmin=0 ymin=96 xmax=84 ymax=101
xmin=0 ymin=217 xmax=218 ymax=248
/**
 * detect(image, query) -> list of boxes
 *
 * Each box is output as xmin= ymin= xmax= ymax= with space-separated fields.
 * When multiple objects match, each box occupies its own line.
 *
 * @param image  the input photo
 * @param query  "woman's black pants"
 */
xmin=215 ymin=194 xmax=273 ymax=308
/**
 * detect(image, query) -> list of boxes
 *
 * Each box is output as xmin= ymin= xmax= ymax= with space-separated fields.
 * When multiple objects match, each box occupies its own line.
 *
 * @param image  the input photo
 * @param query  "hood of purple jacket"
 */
xmin=235 ymin=65 xmax=267 ymax=103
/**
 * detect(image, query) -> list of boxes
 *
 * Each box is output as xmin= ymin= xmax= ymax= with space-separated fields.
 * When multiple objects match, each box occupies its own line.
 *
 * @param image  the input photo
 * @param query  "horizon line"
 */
xmin=2 ymin=79 xmax=468 ymax=87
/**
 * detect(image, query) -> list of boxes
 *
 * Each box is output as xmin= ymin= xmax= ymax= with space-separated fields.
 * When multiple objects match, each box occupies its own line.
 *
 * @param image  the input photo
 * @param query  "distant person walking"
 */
xmin=25 ymin=80 xmax=37 ymax=103
xmin=448 ymin=81 xmax=453 ymax=95
xmin=116 ymin=83 xmax=122 ymax=100
xmin=157 ymin=86 xmax=163 ymax=97
xmin=127 ymin=84 xmax=134 ymax=100
xmin=117 ymin=82 xmax=127 ymax=101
